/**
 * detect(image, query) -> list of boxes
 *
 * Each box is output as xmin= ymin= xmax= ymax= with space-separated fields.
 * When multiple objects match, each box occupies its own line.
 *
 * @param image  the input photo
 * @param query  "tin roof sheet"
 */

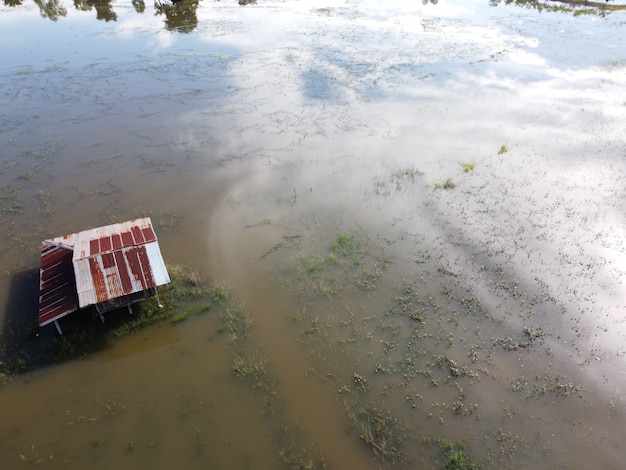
xmin=38 ymin=244 xmax=79 ymax=326
xmin=38 ymin=218 xmax=170 ymax=326
xmin=74 ymin=241 xmax=170 ymax=309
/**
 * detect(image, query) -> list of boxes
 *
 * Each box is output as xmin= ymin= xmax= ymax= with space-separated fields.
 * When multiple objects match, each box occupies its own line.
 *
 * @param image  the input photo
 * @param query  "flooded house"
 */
xmin=38 ymin=218 xmax=170 ymax=334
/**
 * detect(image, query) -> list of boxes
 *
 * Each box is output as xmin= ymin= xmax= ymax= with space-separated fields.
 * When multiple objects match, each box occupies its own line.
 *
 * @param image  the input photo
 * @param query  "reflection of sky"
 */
xmin=2 ymin=0 xmax=624 ymax=73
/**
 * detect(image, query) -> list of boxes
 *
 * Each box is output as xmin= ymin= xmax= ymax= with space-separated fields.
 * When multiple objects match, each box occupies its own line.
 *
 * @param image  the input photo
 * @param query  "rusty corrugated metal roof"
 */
xmin=38 ymin=244 xmax=79 ymax=326
xmin=38 ymin=217 xmax=170 ymax=327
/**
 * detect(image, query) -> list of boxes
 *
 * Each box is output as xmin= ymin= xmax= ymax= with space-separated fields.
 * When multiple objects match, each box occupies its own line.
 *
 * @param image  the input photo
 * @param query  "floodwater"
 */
xmin=1 ymin=0 xmax=626 ymax=468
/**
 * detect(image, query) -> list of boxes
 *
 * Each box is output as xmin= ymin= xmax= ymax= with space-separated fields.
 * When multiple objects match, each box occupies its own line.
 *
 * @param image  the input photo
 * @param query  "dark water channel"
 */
xmin=1 ymin=0 xmax=626 ymax=468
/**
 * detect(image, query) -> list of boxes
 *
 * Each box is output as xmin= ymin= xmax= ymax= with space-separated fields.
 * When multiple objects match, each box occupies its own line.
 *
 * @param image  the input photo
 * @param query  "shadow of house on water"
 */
xmin=0 ymin=267 xmax=179 ymax=376
xmin=0 ymin=268 xmax=122 ymax=375
xmin=1 ymin=269 xmax=40 ymax=371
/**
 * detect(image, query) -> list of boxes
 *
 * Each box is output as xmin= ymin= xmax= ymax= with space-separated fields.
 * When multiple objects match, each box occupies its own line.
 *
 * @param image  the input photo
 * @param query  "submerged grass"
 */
xmin=273 ymin=224 xmax=588 ymax=468
xmin=218 ymin=302 xmax=253 ymax=342
xmin=460 ymin=161 xmax=475 ymax=173
xmin=374 ymin=166 xmax=424 ymax=195
xmin=232 ymin=353 xmax=267 ymax=388
xmin=432 ymin=177 xmax=456 ymax=190
xmin=217 ymin=294 xmax=327 ymax=469
xmin=0 ymin=186 xmax=23 ymax=219
xmin=110 ymin=265 xmax=217 ymax=337
xmin=424 ymin=437 xmax=481 ymax=470
xmin=353 ymin=406 xmax=403 ymax=462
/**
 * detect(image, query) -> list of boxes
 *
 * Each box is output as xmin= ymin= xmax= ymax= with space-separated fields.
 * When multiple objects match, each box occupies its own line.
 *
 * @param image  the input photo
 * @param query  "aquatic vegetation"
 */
xmin=232 ymin=354 xmax=267 ymax=387
xmin=20 ymin=166 xmax=39 ymax=182
xmin=34 ymin=189 xmax=54 ymax=218
xmin=272 ymin=225 xmax=595 ymax=467
xmin=460 ymin=161 xmax=475 ymax=173
xmin=49 ymin=328 xmax=98 ymax=361
xmin=354 ymin=407 xmax=403 ymax=462
xmin=374 ymin=166 xmax=424 ymax=195
xmin=353 ymin=371 xmax=368 ymax=392
xmin=110 ymin=265 xmax=213 ymax=336
xmin=134 ymin=209 xmax=184 ymax=233
xmin=497 ymin=144 xmax=508 ymax=155
xmin=9 ymin=356 xmax=30 ymax=373
xmin=331 ymin=233 xmax=356 ymax=257
xmin=308 ymin=256 xmax=325 ymax=273
xmin=433 ymin=177 xmax=456 ymax=190
xmin=0 ymin=186 xmax=23 ymax=219
xmin=526 ymin=373 xmax=582 ymax=399
xmin=392 ymin=166 xmax=424 ymax=181
xmin=210 ymin=281 xmax=231 ymax=302
xmin=423 ymin=437 xmax=481 ymax=470
xmin=171 ymin=302 xmax=212 ymax=323
xmin=219 ymin=302 xmax=253 ymax=342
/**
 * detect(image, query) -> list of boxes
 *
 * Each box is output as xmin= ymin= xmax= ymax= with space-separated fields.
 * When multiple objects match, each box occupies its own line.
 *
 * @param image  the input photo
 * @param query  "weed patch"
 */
xmin=432 ymin=178 xmax=456 ymax=190
xmin=460 ymin=161 xmax=475 ymax=173
xmin=354 ymin=407 xmax=403 ymax=462
xmin=423 ymin=437 xmax=481 ymax=470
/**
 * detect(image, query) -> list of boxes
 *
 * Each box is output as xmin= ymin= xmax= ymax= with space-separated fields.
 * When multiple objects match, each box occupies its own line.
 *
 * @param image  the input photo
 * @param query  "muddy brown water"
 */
xmin=1 ymin=0 xmax=626 ymax=468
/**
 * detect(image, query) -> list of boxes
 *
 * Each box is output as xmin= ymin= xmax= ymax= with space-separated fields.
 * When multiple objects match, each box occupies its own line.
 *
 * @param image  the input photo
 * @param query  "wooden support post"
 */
xmin=54 ymin=320 xmax=63 ymax=335
xmin=127 ymin=304 xmax=133 ymax=315
xmin=98 ymin=311 xmax=105 ymax=323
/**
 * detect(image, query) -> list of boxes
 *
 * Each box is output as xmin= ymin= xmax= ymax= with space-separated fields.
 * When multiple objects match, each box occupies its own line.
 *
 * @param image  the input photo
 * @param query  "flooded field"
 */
xmin=1 ymin=0 xmax=625 ymax=468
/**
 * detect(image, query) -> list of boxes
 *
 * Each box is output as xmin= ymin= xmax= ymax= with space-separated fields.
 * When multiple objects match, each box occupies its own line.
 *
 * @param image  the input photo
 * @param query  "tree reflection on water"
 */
xmin=33 ymin=0 xmax=67 ymax=20
xmin=74 ymin=0 xmax=117 ymax=22
xmin=3 ymin=0 xmax=625 ymax=31
xmin=154 ymin=0 xmax=199 ymax=33
xmin=2 ymin=0 xmax=206 ymax=31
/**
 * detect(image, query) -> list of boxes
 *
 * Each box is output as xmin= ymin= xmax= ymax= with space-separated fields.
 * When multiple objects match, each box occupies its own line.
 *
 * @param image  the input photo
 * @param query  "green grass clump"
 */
xmin=219 ymin=303 xmax=253 ymax=341
xmin=110 ymin=265 xmax=220 ymax=336
xmin=441 ymin=440 xmax=480 ymax=470
xmin=172 ymin=307 xmax=201 ymax=323
xmin=497 ymin=144 xmax=508 ymax=155
xmin=460 ymin=161 xmax=475 ymax=173
xmin=211 ymin=281 xmax=230 ymax=301
xmin=110 ymin=305 xmax=170 ymax=337
xmin=392 ymin=166 xmax=424 ymax=181
xmin=232 ymin=354 xmax=267 ymax=387
xmin=424 ymin=437 xmax=481 ymax=470
xmin=50 ymin=328 xmax=99 ymax=361
xmin=431 ymin=177 xmax=456 ymax=190
xmin=308 ymin=257 xmax=325 ymax=273
xmin=331 ymin=233 xmax=356 ymax=256
xmin=171 ymin=302 xmax=213 ymax=323
xmin=9 ymin=356 xmax=30 ymax=373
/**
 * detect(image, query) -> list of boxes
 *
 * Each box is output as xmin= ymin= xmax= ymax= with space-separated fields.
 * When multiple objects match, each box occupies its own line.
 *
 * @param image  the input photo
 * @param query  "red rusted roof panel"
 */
xmin=130 ymin=226 xmax=145 ymax=245
xmin=101 ymin=252 xmax=115 ymax=269
xmin=88 ymin=257 xmax=107 ymax=303
xmin=111 ymin=233 xmax=122 ymax=251
xmin=99 ymin=236 xmax=112 ymax=254
xmin=89 ymin=239 xmax=99 ymax=256
xmin=121 ymin=231 xmax=134 ymax=247
xmin=114 ymin=250 xmax=133 ymax=294
xmin=38 ymin=244 xmax=79 ymax=326
xmin=142 ymin=226 xmax=157 ymax=243
xmin=136 ymin=245 xmax=155 ymax=289
xmin=123 ymin=247 xmax=145 ymax=288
